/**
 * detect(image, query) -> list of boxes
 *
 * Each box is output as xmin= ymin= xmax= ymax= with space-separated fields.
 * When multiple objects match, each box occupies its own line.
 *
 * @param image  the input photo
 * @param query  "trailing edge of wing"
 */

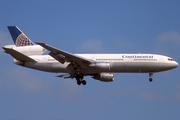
xmin=36 ymin=42 xmax=93 ymax=67
xmin=3 ymin=47 xmax=36 ymax=62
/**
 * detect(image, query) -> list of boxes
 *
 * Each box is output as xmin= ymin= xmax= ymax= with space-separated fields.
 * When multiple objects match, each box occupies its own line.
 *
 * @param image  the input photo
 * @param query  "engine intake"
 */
xmin=92 ymin=73 xmax=114 ymax=82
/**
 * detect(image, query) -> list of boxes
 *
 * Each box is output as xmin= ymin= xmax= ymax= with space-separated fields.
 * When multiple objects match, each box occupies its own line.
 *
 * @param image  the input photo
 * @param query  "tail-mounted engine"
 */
xmin=92 ymin=73 xmax=114 ymax=82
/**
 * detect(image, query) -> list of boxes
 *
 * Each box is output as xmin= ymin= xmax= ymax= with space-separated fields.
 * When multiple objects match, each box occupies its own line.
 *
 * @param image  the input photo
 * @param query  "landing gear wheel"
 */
xmin=82 ymin=80 xmax=87 ymax=85
xmin=77 ymin=81 xmax=81 ymax=85
xmin=149 ymin=78 xmax=153 ymax=82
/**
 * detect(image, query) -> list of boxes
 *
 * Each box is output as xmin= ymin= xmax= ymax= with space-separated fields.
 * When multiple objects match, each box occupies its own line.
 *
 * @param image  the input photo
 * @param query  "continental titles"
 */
xmin=122 ymin=55 xmax=153 ymax=59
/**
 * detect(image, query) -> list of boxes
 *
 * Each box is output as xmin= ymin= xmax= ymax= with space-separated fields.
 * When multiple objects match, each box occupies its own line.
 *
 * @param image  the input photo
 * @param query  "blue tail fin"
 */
xmin=7 ymin=26 xmax=34 ymax=47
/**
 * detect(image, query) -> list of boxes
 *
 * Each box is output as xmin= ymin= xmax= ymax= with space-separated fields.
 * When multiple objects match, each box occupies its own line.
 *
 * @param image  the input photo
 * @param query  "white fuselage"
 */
xmin=14 ymin=54 xmax=178 ymax=75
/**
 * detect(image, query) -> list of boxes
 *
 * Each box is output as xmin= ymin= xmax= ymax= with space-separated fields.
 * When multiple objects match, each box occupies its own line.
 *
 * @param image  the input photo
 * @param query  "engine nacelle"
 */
xmin=89 ymin=62 xmax=110 ymax=70
xmin=92 ymin=73 xmax=114 ymax=82
xmin=4 ymin=45 xmax=46 ymax=55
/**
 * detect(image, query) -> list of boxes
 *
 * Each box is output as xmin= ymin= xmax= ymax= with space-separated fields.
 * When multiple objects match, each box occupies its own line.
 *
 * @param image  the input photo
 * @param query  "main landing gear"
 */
xmin=149 ymin=73 xmax=153 ymax=82
xmin=74 ymin=72 xmax=87 ymax=85
xmin=72 ymin=64 xmax=86 ymax=85
xmin=77 ymin=80 xmax=86 ymax=85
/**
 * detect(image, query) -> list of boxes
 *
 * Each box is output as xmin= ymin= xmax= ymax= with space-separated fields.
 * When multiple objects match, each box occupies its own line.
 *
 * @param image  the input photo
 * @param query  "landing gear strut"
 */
xmin=74 ymin=73 xmax=87 ymax=85
xmin=149 ymin=73 xmax=153 ymax=82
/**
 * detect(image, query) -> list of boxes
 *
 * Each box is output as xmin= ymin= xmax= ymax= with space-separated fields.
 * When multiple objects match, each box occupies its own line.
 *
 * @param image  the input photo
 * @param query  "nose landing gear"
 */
xmin=149 ymin=73 xmax=153 ymax=82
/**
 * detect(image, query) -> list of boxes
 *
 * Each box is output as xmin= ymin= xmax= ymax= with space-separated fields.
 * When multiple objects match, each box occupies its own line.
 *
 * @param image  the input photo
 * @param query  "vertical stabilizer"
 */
xmin=7 ymin=26 xmax=34 ymax=47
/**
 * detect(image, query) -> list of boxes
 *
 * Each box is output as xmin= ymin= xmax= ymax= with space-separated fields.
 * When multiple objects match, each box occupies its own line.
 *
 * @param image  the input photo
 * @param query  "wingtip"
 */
xmin=35 ymin=42 xmax=41 ymax=44
xmin=35 ymin=42 xmax=45 ymax=45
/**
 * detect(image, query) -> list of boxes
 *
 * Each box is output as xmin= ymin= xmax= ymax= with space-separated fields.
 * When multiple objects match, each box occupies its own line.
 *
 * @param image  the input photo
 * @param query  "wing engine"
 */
xmin=92 ymin=73 xmax=114 ymax=82
xmin=89 ymin=62 xmax=110 ymax=70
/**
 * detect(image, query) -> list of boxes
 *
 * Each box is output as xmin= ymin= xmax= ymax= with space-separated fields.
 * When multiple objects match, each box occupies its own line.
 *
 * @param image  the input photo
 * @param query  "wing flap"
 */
xmin=3 ymin=47 xmax=36 ymax=62
xmin=36 ymin=42 xmax=93 ymax=67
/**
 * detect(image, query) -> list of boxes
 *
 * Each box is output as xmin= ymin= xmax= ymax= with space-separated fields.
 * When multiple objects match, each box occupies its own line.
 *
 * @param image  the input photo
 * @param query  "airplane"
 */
xmin=2 ymin=26 xmax=178 ymax=85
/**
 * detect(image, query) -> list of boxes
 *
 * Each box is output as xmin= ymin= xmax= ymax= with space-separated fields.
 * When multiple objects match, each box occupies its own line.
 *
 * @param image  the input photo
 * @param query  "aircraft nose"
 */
xmin=172 ymin=61 xmax=178 ymax=68
xmin=174 ymin=61 xmax=179 ymax=68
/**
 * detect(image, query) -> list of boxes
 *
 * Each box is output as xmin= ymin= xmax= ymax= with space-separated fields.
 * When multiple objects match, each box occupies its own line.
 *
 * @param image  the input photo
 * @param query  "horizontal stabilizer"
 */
xmin=3 ymin=47 xmax=36 ymax=62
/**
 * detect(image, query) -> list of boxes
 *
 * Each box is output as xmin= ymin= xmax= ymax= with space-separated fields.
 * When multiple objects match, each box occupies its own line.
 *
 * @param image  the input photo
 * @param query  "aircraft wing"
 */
xmin=36 ymin=42 xmax=93 ymax=67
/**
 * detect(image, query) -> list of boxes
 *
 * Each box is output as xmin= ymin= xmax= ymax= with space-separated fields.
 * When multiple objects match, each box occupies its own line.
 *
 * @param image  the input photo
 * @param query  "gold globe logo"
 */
xmin=16 ymin=34 xmax=33 ymax=46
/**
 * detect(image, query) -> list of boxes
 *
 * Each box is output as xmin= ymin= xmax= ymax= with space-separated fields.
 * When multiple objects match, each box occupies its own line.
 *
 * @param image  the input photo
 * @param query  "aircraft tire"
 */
xmin=149 ymin=78 xmax=153 ymax=82
xmin=77 ymin=81 xmax=81 ymax=85
xmin=82 ymin=80 xmax=87 ymax=85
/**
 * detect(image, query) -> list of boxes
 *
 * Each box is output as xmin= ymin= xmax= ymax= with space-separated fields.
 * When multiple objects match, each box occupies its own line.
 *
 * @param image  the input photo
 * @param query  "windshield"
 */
xmin=168 ymin=58 xmax=173 ymax=61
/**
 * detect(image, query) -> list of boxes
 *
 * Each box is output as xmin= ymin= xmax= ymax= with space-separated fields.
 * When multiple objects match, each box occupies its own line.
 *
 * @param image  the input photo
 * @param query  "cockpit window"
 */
xmin=168 ymin=58 xmax=173 ymax=61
